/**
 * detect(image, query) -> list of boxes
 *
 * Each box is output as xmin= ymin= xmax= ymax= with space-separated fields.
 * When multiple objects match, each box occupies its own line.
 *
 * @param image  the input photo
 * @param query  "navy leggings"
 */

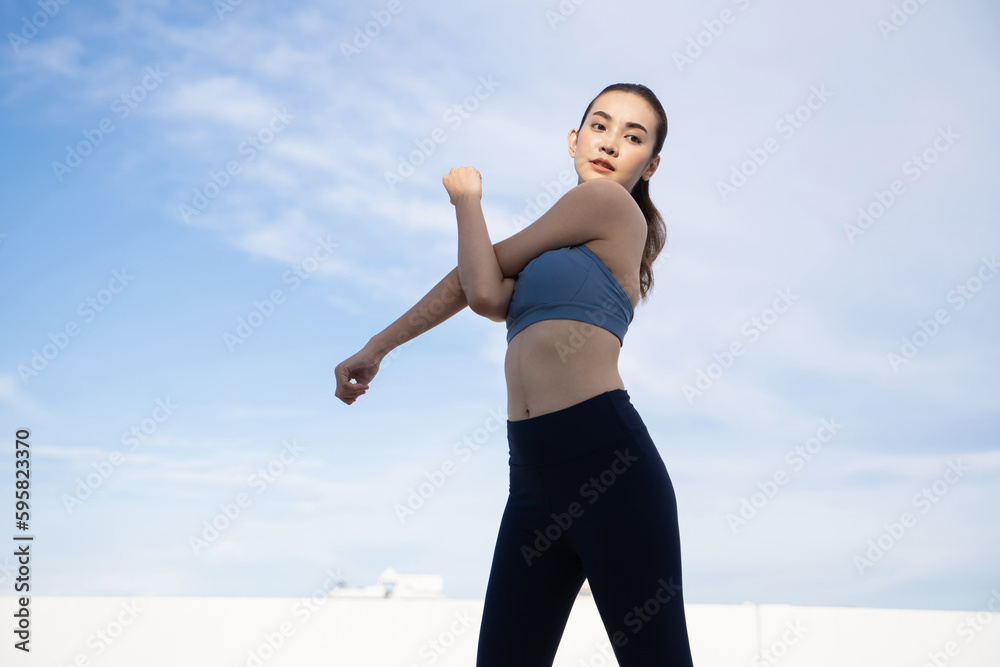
xmin=476 ymin=389 xmax=695 ymax=666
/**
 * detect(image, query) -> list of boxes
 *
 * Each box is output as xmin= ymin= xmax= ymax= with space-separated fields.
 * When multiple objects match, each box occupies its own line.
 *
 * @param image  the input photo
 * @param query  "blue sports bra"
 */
xmin=505 ymin=244 xmax=635 ymax=346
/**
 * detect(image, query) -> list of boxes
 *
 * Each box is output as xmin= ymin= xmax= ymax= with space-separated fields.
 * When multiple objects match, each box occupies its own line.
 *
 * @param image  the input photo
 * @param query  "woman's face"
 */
xmin=568 ymin=90 xmax=660 ymax=192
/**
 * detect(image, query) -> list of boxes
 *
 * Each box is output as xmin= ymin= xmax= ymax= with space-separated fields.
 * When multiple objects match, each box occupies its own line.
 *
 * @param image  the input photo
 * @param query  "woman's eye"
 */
xmin=592 ymin=124 xmax=640 ymax=144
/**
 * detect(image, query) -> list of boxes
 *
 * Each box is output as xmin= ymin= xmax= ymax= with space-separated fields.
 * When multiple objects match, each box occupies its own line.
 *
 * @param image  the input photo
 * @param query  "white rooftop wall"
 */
xmin=3 ymin=594 xmax=999 ymax=666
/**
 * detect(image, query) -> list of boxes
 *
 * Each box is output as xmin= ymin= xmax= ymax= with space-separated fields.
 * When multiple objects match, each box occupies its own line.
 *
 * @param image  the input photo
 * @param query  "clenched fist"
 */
xmin=442 ymin=166 xmax=482 ymax=205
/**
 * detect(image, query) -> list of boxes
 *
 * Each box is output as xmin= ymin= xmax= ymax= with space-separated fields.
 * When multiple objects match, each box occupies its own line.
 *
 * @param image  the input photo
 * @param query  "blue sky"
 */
xmin=0 ymin=0 xmax=998 ymax=612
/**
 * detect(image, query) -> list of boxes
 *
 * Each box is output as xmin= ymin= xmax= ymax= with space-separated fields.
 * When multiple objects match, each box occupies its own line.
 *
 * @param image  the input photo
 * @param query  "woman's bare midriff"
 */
xmin=504 ymin=240 xmax=640 ymax=422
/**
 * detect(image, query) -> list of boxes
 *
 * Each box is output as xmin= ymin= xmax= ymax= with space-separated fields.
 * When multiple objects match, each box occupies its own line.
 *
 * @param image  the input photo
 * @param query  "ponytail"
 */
xmin=629 ymin=176 xmax=666 ymax=303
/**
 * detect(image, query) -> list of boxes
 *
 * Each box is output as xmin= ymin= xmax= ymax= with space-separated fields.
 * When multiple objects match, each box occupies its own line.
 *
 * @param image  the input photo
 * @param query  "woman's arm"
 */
xmin=444 ymin=166 xmax=506 ymax=317
xmin=368 ymin=265 xmax=469 ymax=359
xmin=455 ymin=196 xmax=507 ymax=316
xmin=335 ymin=265 xmax=471 ymax=405
xmin=455 ymin=198 xmax=519 ymax=321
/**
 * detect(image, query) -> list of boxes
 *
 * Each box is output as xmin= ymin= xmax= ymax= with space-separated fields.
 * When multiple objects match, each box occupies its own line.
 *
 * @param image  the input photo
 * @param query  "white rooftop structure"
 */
xmin=328 ymin=566 xmax=446 ymax=599
xmin=3 ymin=571 xmax=998 ymax=666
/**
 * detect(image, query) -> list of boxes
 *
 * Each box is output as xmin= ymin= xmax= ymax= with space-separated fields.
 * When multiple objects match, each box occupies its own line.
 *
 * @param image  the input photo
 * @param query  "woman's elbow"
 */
xmin=467 ymin=292 xmax=506 ymax=321
xmin=466 ymin=290 xmax=496 ymax=318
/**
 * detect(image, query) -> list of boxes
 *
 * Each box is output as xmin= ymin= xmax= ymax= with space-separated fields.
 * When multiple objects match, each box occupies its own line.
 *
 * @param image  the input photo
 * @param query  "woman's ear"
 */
xmin=643 ymin=154 xmax=661 ymax=180
xmin=567 ymin=128 xmax=578 ymax=158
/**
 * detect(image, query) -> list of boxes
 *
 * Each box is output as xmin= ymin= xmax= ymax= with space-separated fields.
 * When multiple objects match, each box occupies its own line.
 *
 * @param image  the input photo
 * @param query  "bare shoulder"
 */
xmin=493 ymin=178 xmax=635 ymax=279
xmin=580 ymin=177 xmax=636 ymax=208
xmin=560 ymin=177 xmax=635 ymax=218
xmin=584 ymin=179 xmax=647 ymax=247
xmin=579 ymin=181 xmax=647 ymax=308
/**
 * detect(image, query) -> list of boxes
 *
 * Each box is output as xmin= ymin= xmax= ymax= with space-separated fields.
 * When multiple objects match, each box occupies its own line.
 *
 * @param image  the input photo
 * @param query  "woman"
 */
xmin=335 ymin=83 xmax=695 ymax=666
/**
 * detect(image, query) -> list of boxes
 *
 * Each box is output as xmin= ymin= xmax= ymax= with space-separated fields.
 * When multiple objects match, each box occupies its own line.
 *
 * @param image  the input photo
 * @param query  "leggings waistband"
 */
xmin=506 ymin=389 xmax=646 ymax=466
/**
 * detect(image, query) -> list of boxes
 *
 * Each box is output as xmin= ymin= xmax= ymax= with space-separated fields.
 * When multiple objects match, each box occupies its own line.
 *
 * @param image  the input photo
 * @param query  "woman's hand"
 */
xmin=334 ymin=343 xmax=383 ymax=405
xmin=442 ymin=166 xmax=482 ymax=205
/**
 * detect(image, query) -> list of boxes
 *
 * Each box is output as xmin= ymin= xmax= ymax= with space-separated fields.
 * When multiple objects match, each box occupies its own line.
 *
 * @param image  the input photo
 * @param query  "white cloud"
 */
xmin=10 ymin=35 xmax=82 ymax=76
xmin=0 ymin=373 xmax=49 ymax=422
xmin=230 ymin=208 xmax=346 ymax=273
xmin=158 ymin=76 xmax=280 ymax=129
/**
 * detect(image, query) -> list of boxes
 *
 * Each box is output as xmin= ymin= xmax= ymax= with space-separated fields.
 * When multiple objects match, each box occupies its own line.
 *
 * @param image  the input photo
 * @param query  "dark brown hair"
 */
xmin=578 ymin=83 xmax=668 ymax=302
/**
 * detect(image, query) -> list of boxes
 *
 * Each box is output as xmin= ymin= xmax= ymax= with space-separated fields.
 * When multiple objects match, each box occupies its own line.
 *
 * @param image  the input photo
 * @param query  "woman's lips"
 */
xmin=590 ymin=160 xmax=614 ymax=173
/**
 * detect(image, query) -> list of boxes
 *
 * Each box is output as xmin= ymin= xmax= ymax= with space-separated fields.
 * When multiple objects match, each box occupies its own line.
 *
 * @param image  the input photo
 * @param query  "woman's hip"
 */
xmin=506 ymin=388 xmax=651 ymax=467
